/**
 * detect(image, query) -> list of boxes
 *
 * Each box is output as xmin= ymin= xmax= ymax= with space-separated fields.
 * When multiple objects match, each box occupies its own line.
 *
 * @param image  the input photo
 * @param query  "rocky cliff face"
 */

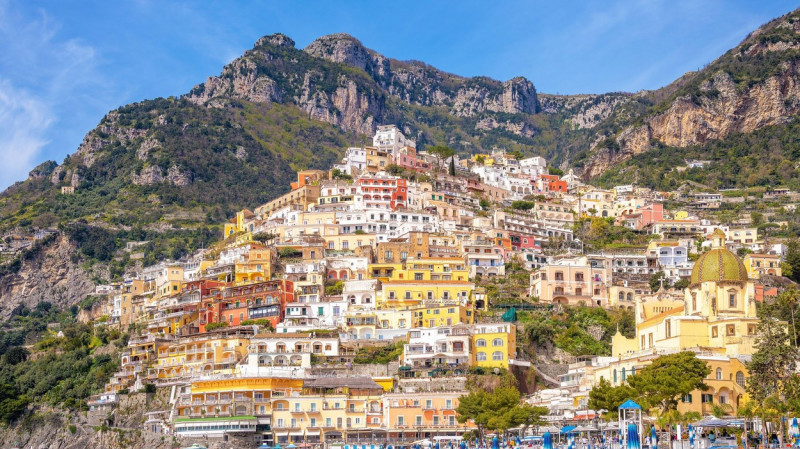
xmin=187 ymin=33 xmax=539 ymax=137
xmin=580 ymin=8 xmax=800 ymax=178
xmin=0 ymin=234 xmax=94 ymax=318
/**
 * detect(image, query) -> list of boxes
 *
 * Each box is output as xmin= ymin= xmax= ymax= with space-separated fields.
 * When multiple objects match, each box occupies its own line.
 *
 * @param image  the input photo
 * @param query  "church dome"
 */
xmin=690 ymin=247 xmax=748 ymax=284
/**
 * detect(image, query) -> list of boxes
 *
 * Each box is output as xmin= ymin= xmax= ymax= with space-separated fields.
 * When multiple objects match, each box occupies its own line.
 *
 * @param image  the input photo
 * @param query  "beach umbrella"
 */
xmin=493 ymin=436 xmax=500 ymax=449
xmin=688 ymin=425 xmax=694 ymax=449
xmin=626 ymin=424 xmax=640 ymax=449
xmin=651 ymin=426 xmax=658 ymax=448
xmin=791 ymin=417 xmax=800 ymax=447
xmin=544 ymin=432 xmax=553 ymax=449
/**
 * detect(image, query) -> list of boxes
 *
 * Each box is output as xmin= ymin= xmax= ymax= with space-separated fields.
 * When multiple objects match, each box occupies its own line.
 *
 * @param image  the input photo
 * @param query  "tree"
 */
xmin=457 ymin=387 xmax=528 ymax=440
xmin=672 ymin=278 xmax=690 ymax=290
xmin=750 ymin=211 xmax=764 ymax=227
xmin=507 ymin=404 xmax=548 ymax=435
xmin=548 ymin=166 xmax=564 ymax=176
xmin=252 ymin=232 xmax=277 ymax=244
xmin=626 ymin=351 xmax=710 ymax=415
xmin=588 ymin=378 xmax=637 ymax=417
xmin=785 ymin=239 xmax=800 ymax=283
xmin=648 ymin=271 xmax=670 ymax=292
xmin=746 ymin=297 xmax=800 ymax=446
xmin=448 ymin=157 xmax=456 ymax=176
xmin=427 ymin=145 xmax=455 ymax=172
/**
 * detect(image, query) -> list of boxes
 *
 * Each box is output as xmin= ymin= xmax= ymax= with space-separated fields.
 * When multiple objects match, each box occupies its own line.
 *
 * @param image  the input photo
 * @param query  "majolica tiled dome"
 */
xmin=690 ymin=247 xmax=748 ymax=284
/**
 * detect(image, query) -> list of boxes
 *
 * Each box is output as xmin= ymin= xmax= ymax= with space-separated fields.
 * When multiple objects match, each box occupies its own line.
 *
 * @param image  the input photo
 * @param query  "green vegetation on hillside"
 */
xmin=596 ymin=118 xmax=800 ymax=190
xmin=0 ymin=303 xmax=122 ymax=423
xmin=519 ymin=305 xmax=635 ymax=357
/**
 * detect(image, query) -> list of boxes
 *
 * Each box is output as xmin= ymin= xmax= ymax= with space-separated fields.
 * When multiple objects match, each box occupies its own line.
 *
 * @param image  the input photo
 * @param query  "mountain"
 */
xmin=578 ymin=8 xmax=800 ymax=189
xmin=3 ymin=8 xmax=800 ymax=299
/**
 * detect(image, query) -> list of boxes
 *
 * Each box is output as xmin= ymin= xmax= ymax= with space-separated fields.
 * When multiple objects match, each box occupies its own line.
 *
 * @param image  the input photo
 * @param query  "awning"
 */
xmin=560 ymin=425 xmax=577 ymax=434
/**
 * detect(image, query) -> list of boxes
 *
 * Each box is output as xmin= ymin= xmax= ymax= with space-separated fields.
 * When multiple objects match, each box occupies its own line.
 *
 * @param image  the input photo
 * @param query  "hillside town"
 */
xmin=75 ymin=125 xmax=797 ymax=448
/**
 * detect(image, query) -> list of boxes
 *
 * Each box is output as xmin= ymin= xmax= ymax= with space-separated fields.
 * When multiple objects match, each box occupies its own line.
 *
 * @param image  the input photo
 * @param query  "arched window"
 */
xmin=716 ymin=367 xmax=723 ymax=380
xmin=476 ymin=339 xmax=486 ymax=347
xmin=613 ymin=369 xmax=617 ymax=383
xmin=476 ymin=352 xmax=487 ymax=361
xmin=618 ymin=292 xmax=624 ymax=301
xmin=736 ymin=371 xmax=745 ymax=387
xmin=492 ymin=351 xmax=504 ymax=361
xmin=622 ymin=368 xmax=627 ymax=381
xmin=492 ymin=338 xmax=503 ymax=347
xmin=627 ymin=293 xmax=633 ymax=302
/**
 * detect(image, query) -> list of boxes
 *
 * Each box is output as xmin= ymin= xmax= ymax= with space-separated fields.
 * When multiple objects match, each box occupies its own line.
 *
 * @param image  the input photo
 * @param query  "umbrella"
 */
xmin=791 ymin=418 xmax=800 ymax=447
xmin=568 ymin=433 xmax=575 ymax=449
xmin=651 ymin=426 xmax=658 ymax=448
xmin=287 ymin=445 xmax=297 ymax=449
xmin=688 ymin=425 xmax=695 ymax=449
xmin=492 ymin=436 xmax=500 ymax=449
xmin=544 ymin=432 xmax=553 ymax=449
xmin=627 ymin=424 xmax=641 ymax=449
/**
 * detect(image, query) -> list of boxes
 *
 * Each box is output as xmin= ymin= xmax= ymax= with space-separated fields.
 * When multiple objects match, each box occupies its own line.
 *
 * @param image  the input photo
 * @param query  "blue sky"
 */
xmin=0 ymin=0 xmax=796 ymax=190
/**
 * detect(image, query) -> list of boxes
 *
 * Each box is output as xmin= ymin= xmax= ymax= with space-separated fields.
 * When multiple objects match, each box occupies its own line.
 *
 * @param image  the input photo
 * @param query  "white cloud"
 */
xmin=0 ymin=0 xmax=106 ymax=189
xmin=0 ymin=79 xmax=53 ymax=186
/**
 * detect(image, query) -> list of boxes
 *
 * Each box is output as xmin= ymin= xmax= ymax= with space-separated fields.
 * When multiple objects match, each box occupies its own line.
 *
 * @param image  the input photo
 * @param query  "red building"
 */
xmin=200 ymin=280 xmax=295 ymax=331
xmin=357 ymin=176 xmax=408 ymax=210
xmin=538 ymin=174 xmax=568 ymax=193
xmin=394 ymin=146 xmax=430 ymax=171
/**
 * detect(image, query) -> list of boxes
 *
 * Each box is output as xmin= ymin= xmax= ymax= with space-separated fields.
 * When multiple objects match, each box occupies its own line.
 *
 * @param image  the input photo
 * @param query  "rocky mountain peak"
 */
xmin=255 ymin=33 xmax=295 ymax=48
xmin=304 ymin=33 xmax=389 ymax=79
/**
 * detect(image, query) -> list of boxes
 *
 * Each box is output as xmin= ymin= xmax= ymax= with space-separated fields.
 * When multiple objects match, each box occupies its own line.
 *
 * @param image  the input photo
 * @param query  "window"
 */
xmin=701 ymin=394 xmax=713 ymax=403
xmin=712 ymin=326 xmax=718 ymax=338
xmin=445 ymin=399 xmax=452 ymax=409
xmin=397 ymin=416 xmax=404 ymax=426
xmin=476 ymin=339 xmax=486 ymax=347
xmin=425 ymin=399 xmax=433 ymax=409
xmin=665 ymin=320 xmax=671 ymax=338
xmin=476 ymin=352 xmax=487 ymax=361
xmin=748 ymin=324 xmax=757 ymax=335
xmin=416 ymin=416 xmax=423 ymax=425
xmin=555 ymin=271 xmax=564 ymax=281
xmin=492 ymin=351 xmax=504 ymax=361
xmin=726 ymin=324 xmax=735 ymax=336
xmin=728 ymin=292 xmax=736 ymax=308
xmin=415 ymin=273 xmax=424 ymax=281
xmin=492 ymin=338 xmax=503 ymax=347
xmin=716 ymin=368 xmax=723 ymax=380
xmin=682 ymin=394 xmax=693 ymax=403
xmin=736 ymin=371 xmax=745 ymax=387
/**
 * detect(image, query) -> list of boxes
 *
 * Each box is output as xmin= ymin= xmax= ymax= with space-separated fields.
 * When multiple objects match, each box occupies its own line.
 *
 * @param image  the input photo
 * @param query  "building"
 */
xmin=529 ymin=256 xmax=612 ymax=306
xmin=743 ymin=253 xmax=782 ymax=278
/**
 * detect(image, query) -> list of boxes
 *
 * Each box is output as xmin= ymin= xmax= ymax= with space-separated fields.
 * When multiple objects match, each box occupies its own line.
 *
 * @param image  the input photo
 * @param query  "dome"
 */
xmin=690 ymin=248 xmax=748 ymax=284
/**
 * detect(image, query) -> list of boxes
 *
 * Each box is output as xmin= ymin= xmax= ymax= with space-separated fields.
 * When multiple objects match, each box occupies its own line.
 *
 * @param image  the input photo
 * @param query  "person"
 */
xmin=708 ymin=431 xmax=716 ymax=444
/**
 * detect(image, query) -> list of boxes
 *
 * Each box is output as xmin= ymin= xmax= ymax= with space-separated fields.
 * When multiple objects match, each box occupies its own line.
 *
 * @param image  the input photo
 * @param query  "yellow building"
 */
xmin=470 ymin=323 xmax=516 ymax=369
xmin=370 ymin=257 xmax=469 ymax=282
xmin=412 ymin=304 xmax=474 ymax=328
xmin=174 ymin=376 xmax=302 ymax=444
xmin=594 ymin=229 xmax=768 ymax=416
xmin=381 ymin=280 xmax=474 ymax=308
xmin=743 ymin=253 xmax=782 ymax=278
xmin=234 ymin=246 xmax=276 ymax=285
xmin=149 ymin=329 xmax=252 ymax=380
xmin=271 ymin=377 xmax=385 ymax=445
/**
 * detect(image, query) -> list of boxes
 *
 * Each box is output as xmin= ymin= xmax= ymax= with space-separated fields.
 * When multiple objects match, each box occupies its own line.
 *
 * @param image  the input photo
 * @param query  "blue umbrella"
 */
xmin=688 ymin=425 xmax=694 ymax=449
xmin=544 ymin=432 xmax=553 ymax=449
xmin=493 ymin=436 xmax=500 ymax=449
xmin=651 ymin=426 xmax=658 ymax=448
xmin=627 ymin=424 xmax=641 ymax=449
xmin=568 ymin=433 xmax=575 ymax=449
